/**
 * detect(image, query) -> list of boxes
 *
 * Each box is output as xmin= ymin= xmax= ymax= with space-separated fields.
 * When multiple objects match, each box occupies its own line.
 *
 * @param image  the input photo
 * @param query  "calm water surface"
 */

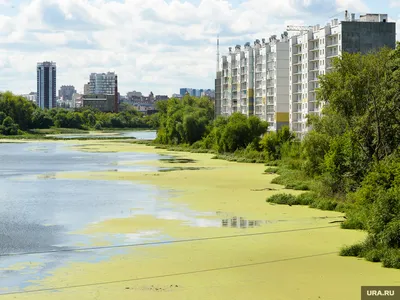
xmin=49 ymin=130 xmax=157 ymax=139
xmin=0 ymin=133 xmax=220 ymax=293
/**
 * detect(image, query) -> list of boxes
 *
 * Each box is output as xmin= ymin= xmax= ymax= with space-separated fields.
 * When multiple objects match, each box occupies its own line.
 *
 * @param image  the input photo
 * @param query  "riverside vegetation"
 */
xmin=0 ymin=93 xmax=157 ymax=137
xmin=150 ymin=45 xmax=400 ymax=269
xmin=2 ymin=45 xmax=400 ymax=269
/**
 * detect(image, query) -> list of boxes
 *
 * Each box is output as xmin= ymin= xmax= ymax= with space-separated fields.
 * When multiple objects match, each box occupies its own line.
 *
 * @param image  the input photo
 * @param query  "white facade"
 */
xmin=220 ymin=34 xmax=289 ymax=131
xmin=289 ymin=13 xmax=393 ymax=139
xmin=21 ymin=92 xmax=37 ymax=104
xmin=89 ymin=72 xmax=117 ymax=95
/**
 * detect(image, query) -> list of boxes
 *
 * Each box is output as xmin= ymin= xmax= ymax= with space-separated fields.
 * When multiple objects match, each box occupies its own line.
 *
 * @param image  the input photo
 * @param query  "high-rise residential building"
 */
xmin=289 ymin=13 xmax=396 ymax=139
xmin=37 ymin=61 xmax=56 ymax=109
xmin=219 ymin=33 xmax=290 ymax=131
xmin=88 ymin=72 xmax=119 ymax=112
xmin=89 ymin=72 xmax=117 ymax=95
xmin=58 ymin=85 xmax=76 ymax=101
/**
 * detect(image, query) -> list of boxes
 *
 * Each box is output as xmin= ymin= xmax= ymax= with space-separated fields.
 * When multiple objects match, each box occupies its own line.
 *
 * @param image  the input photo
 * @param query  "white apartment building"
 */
xmin=289 ymin=13 xmax=396 ymax=139
xmin=89 ymin=72 xmax=117 ymax=95
xmin=220 ymin=33 xmax=290 ymax=131
xmin=221 ymin=43 xmax=254 ymax=117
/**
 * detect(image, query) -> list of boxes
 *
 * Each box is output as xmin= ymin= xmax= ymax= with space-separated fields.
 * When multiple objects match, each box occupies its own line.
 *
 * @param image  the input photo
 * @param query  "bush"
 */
xmin=295 ymin=192 xmax=319 ymax=205
xmin=340 ymin=243 xmax=364 ymax=257
xmin=266 ymin=193 xmax=297 ymax=205
xmin=264 ymin=167 xmax=278 ymax=174
xmin=382 ymin=249 xmax=400 ymax=269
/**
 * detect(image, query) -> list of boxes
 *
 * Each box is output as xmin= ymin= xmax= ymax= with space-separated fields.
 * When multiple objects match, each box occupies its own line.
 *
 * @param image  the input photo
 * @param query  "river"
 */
xmin=0 ymin=131 xmax=218 ymax=294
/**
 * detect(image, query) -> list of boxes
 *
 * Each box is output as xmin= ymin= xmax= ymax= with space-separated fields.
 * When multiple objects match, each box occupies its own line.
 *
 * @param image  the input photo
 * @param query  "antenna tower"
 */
xmin=216 ymin=34 xmax=220 ymax=73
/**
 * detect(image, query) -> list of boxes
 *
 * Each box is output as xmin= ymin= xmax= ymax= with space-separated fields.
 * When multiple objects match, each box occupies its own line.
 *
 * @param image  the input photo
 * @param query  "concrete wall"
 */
xmin=214 ymin=71 xmax=222 ymax=118
xmin=341 ymin=22 xmax=396 ymax=54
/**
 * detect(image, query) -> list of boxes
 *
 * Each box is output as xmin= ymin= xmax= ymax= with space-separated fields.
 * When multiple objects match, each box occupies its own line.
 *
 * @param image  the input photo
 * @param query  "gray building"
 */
xmin=289 ymin=12 xmax=396 ymax=139
xmin=37 ymin=61 xmax=56 ymax=109
xmin=58 ymin=85 xmax=76 ymax=101
xmin=214 ymin=71 xmax=222 ymax=118
xmin=82 ymin=94 xmax=116 ymax=112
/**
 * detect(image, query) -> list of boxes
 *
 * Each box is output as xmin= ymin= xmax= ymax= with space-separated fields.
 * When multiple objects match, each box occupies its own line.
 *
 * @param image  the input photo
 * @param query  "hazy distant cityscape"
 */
xmin=21 ymin=67 xmax=215 ymax=115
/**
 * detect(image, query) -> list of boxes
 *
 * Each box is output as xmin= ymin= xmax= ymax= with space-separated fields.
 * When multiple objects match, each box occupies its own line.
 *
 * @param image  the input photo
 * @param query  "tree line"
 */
xmin=0 ymin=93 xmax=157 ymax=135
xmin=154 ymin=44 xmax=400 ymax=269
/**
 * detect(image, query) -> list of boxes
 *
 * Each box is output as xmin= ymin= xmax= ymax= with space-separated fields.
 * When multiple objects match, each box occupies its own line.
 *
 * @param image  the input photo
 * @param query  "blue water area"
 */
xmin=0 ymin=140 xmax=220 ymax=294
xmin=50 ymin=130 xmax=157 ymax=140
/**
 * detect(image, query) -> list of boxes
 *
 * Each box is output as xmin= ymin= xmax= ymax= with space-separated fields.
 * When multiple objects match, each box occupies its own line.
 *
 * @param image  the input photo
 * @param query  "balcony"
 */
xmin=326 ymin=42 xmax=338 ymax=48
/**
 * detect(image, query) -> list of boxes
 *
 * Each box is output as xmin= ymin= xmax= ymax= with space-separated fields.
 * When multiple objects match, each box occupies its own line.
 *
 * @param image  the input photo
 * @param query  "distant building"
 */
xmin=89 ymin=72 xmax=117 ymax=94
xmin=83 ymin=83 xmax=90 ymax=95
xmin=172 ymin=93 xmax=183 ymax=99
xmin=72 ymin=93 xmax=83 ymax=108
xmin=37 ymin=61 xmax=57 ymax=109
xmin=179 ymin=88 xmax=214 ymax=97
xmin=82 ymin=94 xmax=116 ymax=112
xmin=127 ymin=91 xmax=142 ymax=98
xmin=179 ymin=88 xmax=188 ymax=96
xmin=21 ymin=92 xmax=37 ymax=104
xmin=59 ymin=85 xmax=76 ymax=101
xmin=155 ymin=95 xmax=169 ymax=101
xmin=88 ymin=72 xmax=118 ymax=112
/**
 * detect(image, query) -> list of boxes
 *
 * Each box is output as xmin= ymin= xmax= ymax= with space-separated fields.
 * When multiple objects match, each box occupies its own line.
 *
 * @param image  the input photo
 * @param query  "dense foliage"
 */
xmin=0 ymin=92 xmax=155 ymax=135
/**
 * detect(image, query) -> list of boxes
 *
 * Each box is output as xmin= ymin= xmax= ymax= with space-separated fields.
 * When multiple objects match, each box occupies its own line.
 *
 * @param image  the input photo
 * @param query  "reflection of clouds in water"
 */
xmin=124 ymin=230 xmax=161 ymax=242
xmin=155 ymin=210 xmax=221 ymax=228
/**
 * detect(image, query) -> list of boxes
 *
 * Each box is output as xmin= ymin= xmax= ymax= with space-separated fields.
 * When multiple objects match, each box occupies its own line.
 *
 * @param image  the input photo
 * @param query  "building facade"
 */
xmin=82 ymin=94 xmax=115 ymax=112
xmin=37 ymin=61 xmax=56 ymax=109
xmin=21 ymin=92 xmax=37 ymax=104
xmin=89 ymin=72 xmax=117 ymax=95
xmin=58 ymin=85 xmax=76 ymax=101
xmin=83 ymin=83 xmax=90 ymax=95
xmin=219 ymin=33 xmax=289 ymax=131
xmin=289 ymin=13 xmax=396 ymax=139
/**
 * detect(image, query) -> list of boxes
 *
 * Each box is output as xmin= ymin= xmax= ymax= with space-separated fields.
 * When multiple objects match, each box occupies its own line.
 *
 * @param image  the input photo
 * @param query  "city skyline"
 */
xmin=1 ymin=0 xmax=399 ymax=96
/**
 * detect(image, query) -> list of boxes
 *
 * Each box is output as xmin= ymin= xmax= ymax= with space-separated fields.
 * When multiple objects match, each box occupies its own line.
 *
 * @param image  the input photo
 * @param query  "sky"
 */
xmin=0 ymin=0 xmax=399 ymax=97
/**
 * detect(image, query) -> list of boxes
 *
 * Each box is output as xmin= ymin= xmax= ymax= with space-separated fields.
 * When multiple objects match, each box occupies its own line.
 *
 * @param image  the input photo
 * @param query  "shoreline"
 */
xmin=3 ymin=140 xmax=399 ymax=300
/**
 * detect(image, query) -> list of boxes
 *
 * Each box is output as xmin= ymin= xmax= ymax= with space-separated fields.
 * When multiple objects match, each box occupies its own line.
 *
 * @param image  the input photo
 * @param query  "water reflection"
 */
xmin=221 ymin=216 xmax=265 ymax=228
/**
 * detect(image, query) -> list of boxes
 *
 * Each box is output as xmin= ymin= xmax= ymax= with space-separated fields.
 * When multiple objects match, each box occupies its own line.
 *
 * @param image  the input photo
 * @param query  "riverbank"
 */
xmin=3 ymin=140 xmax=399 ymax=300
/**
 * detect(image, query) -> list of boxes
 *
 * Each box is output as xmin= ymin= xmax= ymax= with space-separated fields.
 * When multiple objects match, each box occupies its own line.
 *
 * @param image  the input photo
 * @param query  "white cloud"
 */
xmin=0 ymin=0 xmax=370 ymax=96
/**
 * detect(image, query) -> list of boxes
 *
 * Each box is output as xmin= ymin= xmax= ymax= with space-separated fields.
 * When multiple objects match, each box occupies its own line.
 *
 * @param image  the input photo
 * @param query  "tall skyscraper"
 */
xmin=37 ymin=61 xmax=56 ymax=109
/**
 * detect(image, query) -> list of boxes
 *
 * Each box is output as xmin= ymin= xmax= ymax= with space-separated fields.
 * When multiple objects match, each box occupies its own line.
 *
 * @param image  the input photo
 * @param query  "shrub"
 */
xmin=340 ymin=243 xmax=364 ymax=257
xmin=266 ymin=193 xmax=297 ymax=205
